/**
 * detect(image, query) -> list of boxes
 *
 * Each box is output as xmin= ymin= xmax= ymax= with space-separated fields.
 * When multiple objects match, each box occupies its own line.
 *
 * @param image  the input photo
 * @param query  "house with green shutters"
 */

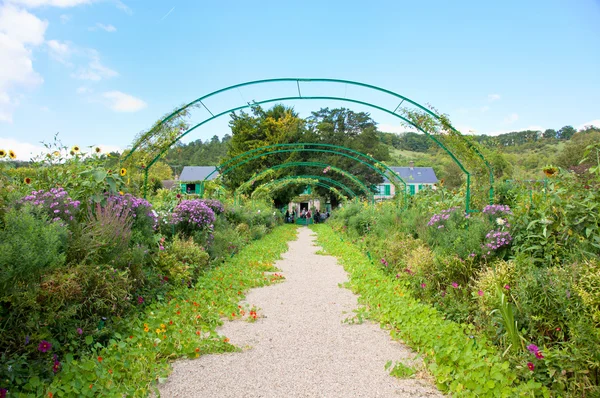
xmin=375 ymin=163 xmax=438 ymax=199
xmin=179 ymin=166 xmax=219 ymax=194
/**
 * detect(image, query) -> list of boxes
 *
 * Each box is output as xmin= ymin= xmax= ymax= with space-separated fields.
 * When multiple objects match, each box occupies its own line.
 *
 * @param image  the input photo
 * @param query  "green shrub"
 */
xmin=155 ymin=236 xmax=210 ymax=285
xmin=0 ymin=206 xmax=67 ymax=295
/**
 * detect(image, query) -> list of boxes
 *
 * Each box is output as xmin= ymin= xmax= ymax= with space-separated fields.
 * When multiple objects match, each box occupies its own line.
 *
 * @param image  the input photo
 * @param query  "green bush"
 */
xmin=0 ymin=206 xmax=67 ymax=295
xmin=155 ymin=236 xmax=210 ymax=285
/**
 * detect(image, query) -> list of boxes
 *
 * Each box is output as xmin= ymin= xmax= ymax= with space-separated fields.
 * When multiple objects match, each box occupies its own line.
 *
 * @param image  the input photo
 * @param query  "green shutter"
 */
xmin=409 ymin=185 xmax=416 ymax=195
xmin=384 ymin=184 xmax=391 ymax=196
xmin=195 ymin=184 xmax=200 ymax=194
xmin=180 ymin=184 xmax=186 ymax=194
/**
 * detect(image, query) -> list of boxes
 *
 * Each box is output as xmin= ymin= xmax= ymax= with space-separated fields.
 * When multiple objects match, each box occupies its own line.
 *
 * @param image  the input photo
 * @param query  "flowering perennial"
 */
xmin=171 ymin=199 xmax=216 ymax=232
xmin=106 ymin=193 xmax=158 ymax=229
xmin=427 ymin=207 xmax=461 ymax=227
xmin=482 ymin=204 xmax=513 ymax=216
xmin=21 ymin=188 xmax=80 ymax=224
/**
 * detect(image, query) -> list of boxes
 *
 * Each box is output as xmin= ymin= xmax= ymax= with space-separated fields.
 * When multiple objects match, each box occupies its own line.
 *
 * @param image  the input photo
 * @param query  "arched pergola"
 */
xmin=123 ymin=78 xmax=493 ymax=212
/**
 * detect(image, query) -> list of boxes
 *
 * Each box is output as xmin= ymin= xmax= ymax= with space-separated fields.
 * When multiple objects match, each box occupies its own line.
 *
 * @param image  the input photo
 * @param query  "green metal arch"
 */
xmin=198 ymin=147 xmax=405 ymax=202
xmin=126 ymin=78 xmax=493 ymax=211
xmin=251 ymin=178 xmax=348 ymax=203
xmin=236 ymin=161 xmax=374 ymax=201
xmin=253 ymin=175 xmax=356 ymax=199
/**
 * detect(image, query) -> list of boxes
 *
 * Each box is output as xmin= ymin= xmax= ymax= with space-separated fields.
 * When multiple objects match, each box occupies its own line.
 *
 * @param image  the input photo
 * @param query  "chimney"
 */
xmin=409 ymin=161 xmax=414 ymax=170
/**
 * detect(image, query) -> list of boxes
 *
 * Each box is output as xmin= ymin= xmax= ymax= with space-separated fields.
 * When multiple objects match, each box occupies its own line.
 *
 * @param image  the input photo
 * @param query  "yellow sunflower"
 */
xmin=53 ymin=151 xmax=60 ymax=157
xmin=69 ymin=150 xmax=75 ymax=156
xmin=120 ymin=168 xmax=127 ymax=177
xmin=8 ymin=150 xmax=16 ymax=159
xmin=24 ymin=177 xmax=32 ymax=184
xmin=542 ymin=165 xmax=558 ymax=178
xmin=71 ymin=145 xmax=80 ymax=154
xmin=0 ymin=149 xmax=6 ymax=158
xmin=95 ymin=147 xmax=102 ymax=154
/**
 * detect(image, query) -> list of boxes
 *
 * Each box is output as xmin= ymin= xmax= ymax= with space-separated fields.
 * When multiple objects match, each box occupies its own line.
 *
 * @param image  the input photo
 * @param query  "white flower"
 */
xmin=257 ymin=210 xmax=261 ymax=213
xmin=496 ymin=217 xmax=505 ymax=226
xmin=432 ymin=185 xmax=437 ymax=191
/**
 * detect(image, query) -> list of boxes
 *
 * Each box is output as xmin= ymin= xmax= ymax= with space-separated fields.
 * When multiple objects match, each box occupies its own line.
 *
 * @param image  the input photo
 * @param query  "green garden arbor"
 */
xmin=123 ymin=78 xmax=494 ymax=212
xmin=235 ymin=161 xmax=374 ymax=203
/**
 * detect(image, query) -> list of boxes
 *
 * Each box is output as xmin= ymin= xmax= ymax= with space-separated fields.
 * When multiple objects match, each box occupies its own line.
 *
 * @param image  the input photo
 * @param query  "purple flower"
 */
xmin=77 ymin=328 xmax=83 ymax=335
xmin=0 ymin=388 xmax=7 ymax=398
xmin=477 ymin=290 xmax=484 ymax=296
xmin=527 ymin=344 xmax=539 ymax=354
xmin=451 ymin=282 xmax=459 ymax=288
xmin=38 ymin=340 xmax=52 ymax=353
xmin=25 ymin=335 xmax=30 ymax=345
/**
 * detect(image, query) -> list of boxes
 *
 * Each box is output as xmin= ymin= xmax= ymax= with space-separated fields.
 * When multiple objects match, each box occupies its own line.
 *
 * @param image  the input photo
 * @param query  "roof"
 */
xmin=383 ymin=167 xmax=438 ymax=184
xmin=179 ymin=166 xmax=219 ymax=182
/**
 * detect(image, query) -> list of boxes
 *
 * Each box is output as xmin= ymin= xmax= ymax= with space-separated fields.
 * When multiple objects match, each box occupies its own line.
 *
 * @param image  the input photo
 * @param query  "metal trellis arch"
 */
xmin=124 ymin=78 xmax=494 ymax=212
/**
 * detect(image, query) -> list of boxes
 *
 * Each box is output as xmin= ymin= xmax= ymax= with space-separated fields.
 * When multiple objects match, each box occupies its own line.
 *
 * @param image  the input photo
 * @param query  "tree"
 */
xmin=543 ymin=129 xmax=557 ymax=139
xmin=557 ymin=125 xmax=576 ymax=140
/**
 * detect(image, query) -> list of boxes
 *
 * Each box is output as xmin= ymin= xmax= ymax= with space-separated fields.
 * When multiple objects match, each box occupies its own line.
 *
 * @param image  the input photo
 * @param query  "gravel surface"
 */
xmin=159 ymin=227 xmax=443 ymax=397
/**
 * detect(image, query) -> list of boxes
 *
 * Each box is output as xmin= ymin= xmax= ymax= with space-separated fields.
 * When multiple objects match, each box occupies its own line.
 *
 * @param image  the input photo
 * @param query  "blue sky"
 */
xmin=1 ymin=0 xmax=599 ymax=159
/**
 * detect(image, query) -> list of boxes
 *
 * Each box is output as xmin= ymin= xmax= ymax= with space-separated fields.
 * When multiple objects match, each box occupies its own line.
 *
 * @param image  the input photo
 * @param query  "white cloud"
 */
xmin=71 ymin=49 xmax=118 ymax=81
xmin=504 ymin=113 xmax=519 ymax=124
xmin=488 ymin=94 xmax=501 ymax=102
xmin=47 ymin=39 xmax=71 ymax=64
xmin=89 ymin=22 xmax=116 ymax=32
xmin=59 ymin=14 xmax=70 ymax=23
xmin=76 ymin=85 xmax=90 ymax=94
xmin=115 ymin=0 xmax=131 ymax=14
xmin=0 ymin=137 xmax=46 ymax=160
xmin=103 ymin=91 xmax=146 ymax=112
xmin=578 ymin=119 xmax=600 ymax=130
xmin=0 ymin=4 xmax=47 ymax=45
xmin=0 ymin=4 xmax=47 ymax=122
xmin=6 ymin=0 xmax=94 ymax=8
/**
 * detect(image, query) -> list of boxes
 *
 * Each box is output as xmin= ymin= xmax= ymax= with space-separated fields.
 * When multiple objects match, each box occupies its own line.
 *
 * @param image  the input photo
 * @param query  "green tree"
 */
xmin=557 ymin=125 xmax=576 ymax=140
xmin=543 ymin=129 xmax=557 ymax=139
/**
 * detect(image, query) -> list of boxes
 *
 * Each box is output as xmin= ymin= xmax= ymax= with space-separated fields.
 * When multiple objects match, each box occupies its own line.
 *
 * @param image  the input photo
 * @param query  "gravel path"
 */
xmin=159 ymin=227 xmax=443 ymax=397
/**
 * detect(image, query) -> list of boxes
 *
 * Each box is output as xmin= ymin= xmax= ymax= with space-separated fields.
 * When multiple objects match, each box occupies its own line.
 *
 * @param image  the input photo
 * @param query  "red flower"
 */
xmin=535 ymin=351 xmax=544 ymax=359
xmin=527 ymin=362 xmax=535 ymax=371
xmin=98 ymin=356 xmax=103 ymax=362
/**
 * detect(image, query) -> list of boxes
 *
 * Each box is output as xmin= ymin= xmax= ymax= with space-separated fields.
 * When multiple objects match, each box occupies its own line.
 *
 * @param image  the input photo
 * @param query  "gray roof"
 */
xmin=383 ymin=167 xmax=438 ymax=184
xmin=179 ymin=166 xmax=219 ymax=182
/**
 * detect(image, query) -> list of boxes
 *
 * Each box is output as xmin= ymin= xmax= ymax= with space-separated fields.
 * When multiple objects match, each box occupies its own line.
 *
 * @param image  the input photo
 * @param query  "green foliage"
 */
xmin=0 ymin=206 xmax=67 ymax=295
xmin=155 ymin=236 xmax=210 ymax=285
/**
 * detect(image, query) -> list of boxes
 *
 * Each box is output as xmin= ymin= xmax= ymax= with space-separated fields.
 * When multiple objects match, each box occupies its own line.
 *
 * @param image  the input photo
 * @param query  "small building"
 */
xmin=375 ymin=162 xmax=438 ymax=199
xmin=179 ymin=166 xmax=219 ymax=194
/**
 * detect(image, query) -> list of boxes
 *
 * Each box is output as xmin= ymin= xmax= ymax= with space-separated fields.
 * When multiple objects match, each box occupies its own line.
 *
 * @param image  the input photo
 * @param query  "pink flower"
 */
xmin=527 ymin=344 xmax=539 ymax=354
xmin=137 ymin=296 xmax=144 ymax=304
xmin=451 ymin=282 xmax=459 ymax=288
xmin=504 ymin=284 xmax=510 ymax=290
xmin=420 ymin=283 xmax=426 ymax=289
xmin=77 ymin=328 xmax=83 ymax=335
xmin=535 ymin=351 xmax=544 ymax=359
xmin=527 ymin=362 xmax=535 ymax=371
xmin=38 ymin=340 xmax=52 ymax=353
xmin=477 ymin=290 xmax=484 ymax=297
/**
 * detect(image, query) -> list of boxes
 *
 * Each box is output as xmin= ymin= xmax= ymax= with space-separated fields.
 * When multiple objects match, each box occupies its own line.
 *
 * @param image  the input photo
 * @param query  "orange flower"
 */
xmin=223 ymin=338 xmax=230 ymax=343
xmin=195 ymin=347 xmax=200 ymax=352
xmin=98 ymin=356 xmax=103 ymax=362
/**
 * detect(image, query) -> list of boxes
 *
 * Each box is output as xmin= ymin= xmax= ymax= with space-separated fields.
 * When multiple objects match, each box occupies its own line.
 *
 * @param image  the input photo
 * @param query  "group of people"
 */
xmin=284 ymin=208 xmax=330 ymax=224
